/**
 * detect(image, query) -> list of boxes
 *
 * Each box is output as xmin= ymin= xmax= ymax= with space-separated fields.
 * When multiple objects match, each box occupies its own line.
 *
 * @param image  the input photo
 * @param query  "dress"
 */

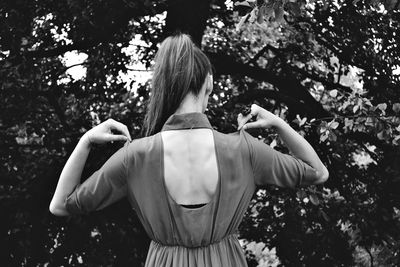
xmin=64 ymin=112 xmax=318 ymax=267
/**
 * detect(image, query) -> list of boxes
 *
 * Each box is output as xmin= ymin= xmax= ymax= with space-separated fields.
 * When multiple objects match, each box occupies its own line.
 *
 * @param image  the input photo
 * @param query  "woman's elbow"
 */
xmin=49 ymin=202 xmax=70 ymax=217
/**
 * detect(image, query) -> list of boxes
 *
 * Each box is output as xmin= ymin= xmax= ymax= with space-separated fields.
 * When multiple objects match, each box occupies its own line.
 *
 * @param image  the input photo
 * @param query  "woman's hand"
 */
xmin=83 ymin=119 xmax=132 ymax=146
xmin=237 ymin=104 xmax=282 ymax=130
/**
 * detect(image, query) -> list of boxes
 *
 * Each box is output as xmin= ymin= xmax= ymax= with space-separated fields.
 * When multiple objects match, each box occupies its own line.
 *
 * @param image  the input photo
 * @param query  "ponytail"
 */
xmin=142 ymin=33 xmax=213 ymax=137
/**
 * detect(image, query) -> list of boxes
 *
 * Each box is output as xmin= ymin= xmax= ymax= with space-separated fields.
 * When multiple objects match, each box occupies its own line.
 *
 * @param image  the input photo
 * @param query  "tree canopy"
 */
xmin=1 ymin=0 xmax=399 ymax=266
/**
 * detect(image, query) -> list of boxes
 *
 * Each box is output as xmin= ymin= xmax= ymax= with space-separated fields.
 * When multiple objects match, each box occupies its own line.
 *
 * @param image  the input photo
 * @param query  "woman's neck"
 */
xmin=174 ymin=93 xmax=204 ymax=115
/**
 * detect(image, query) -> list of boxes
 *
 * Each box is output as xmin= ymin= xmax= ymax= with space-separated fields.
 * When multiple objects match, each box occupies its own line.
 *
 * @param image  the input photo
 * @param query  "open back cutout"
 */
xmin=160 ymin=128 xmax=219 ymax=206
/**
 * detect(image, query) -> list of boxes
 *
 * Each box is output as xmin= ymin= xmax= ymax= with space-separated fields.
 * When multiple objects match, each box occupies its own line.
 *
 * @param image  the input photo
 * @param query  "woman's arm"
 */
xmin=49 ymin=135 xmax=91 ymax=216
xmin=49 ymin=119 xmax=132 ymax=216
xmin=273 ymin=118 xmax=329 ymax=184
xmin=238 ymin=104 xmax=329 ymax=185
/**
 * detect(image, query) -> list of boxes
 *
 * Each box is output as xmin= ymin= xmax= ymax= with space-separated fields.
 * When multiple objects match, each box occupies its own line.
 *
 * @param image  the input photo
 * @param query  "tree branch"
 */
xmin=246 ymin=45 xmax=270 ymax=65
xmin=396 ymin=0 xmax=400 ymax=10
xmin=366 ymin=246 xmax=374 ymax=267
xmin=207 ymin=51 xmax=331 ymax=118
xmin=125 ymin=67 xmax=151 ymax=72
xmin=163 ymin=0 xmax=212 ymax=47
xmin=24 ymin=2 xmax=167 ymax=59
xmin=289 ymin=64 xmax=352 ymax=93
xmin=257 ymin=43 xmax=353 ymax=93
xmin=222 ymin=88 xmax=311 ymax=120
xmin=56 ymin=62 xmax=88 ymax=77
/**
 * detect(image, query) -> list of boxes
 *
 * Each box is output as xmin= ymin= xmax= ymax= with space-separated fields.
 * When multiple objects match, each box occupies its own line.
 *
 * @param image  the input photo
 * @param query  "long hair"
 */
xmin=142 ymin=33 xmax=213 ymax=137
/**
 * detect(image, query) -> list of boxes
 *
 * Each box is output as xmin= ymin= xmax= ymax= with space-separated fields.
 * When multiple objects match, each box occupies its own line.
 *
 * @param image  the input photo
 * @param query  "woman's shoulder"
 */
xmin=212 ymin=128 xmax=253 ymax=142
xmin=125 ymin=133 xmax=160 ymax=157
xmin=212 ymin=129 xmax=253 ymax=151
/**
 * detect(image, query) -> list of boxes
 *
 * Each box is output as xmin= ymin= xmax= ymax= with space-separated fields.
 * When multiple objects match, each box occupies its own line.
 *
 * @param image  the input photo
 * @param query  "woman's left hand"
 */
xmin=83 ymin=119 xmax=132 ymax=145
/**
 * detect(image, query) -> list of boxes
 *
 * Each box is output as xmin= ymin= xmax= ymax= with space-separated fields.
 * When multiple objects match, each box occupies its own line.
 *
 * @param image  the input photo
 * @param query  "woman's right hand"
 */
xmin=237 ymin=104 xmax=283 ymax=130
xmin=83 ymin=119 xmax=132 ymax=146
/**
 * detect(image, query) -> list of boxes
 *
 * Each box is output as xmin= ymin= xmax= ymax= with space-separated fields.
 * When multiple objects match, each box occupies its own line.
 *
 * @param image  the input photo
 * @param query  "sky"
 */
xmin=58 ymin=34 xmax=153 ymax=93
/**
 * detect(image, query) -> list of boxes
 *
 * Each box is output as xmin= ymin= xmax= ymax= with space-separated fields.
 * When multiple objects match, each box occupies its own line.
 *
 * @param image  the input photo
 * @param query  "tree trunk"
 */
xmin=163 ymin=0 xmax=212 ymax=47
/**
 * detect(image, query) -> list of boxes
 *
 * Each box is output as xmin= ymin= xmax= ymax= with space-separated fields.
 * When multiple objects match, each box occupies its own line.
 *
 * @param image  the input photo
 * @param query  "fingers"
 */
xmin=238 ymin=104 xmax=258 ymax=130
xmin=242 ymin=120 xmax=264 ymax=130
xmin=249 ymin=104 xmax=260 ymax=116
xmin=238 ymin=104 xmax=262 ymax=130
xmin=106 ymin=134 xmax=129 ymax=142
xmin=237 ymin=113 xmax=253 ymax=130
xmin=107 ymin=119 xmax=132 ymax=141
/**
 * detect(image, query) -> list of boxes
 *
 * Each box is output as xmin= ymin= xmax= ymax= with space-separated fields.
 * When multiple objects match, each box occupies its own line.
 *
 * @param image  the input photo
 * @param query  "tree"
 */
xmin=1 ymin=0 xmax=399 ymax=266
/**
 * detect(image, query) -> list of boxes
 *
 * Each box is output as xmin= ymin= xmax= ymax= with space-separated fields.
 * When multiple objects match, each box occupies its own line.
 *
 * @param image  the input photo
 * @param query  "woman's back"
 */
xmin=161 ymin=127 xmax=218 ymax=206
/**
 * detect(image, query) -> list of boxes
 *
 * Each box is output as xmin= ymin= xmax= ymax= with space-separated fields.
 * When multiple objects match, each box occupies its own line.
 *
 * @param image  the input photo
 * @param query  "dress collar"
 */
xmin=161 ymin=112 xmax=213 ymax=131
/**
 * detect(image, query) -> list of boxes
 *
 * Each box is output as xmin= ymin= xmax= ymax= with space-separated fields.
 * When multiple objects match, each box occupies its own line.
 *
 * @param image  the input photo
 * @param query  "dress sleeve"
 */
xmin=64 ymin=141 xmax=129 ymax=215
xmin=242 ymin=130 xmax=318 ymax=189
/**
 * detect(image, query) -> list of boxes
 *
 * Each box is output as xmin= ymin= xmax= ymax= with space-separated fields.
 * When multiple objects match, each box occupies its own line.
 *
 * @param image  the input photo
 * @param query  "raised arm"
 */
xmin=49 ymin=135 xmax=91 ymax=216
xmin=49 ymin=119 xmax=132 ymax=216
xmin=238 ymin=104 xmax=329 ymax=186
xmin=272 ymin=117 xmax=329 ymax=184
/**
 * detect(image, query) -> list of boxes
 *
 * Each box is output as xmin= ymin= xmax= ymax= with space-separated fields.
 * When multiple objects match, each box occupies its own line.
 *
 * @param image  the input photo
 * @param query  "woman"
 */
xmin=49 ymin=33 xmax=329 ymax=266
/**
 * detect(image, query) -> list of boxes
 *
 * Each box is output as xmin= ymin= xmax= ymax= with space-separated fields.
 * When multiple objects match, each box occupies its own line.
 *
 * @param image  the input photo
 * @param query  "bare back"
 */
xmin=161 ymin=128 xmax=219 ymax=205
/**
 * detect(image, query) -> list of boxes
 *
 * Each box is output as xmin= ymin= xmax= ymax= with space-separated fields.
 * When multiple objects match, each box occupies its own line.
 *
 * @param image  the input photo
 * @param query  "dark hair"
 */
xmin=142 ymin=33 xmax=213 ymax=137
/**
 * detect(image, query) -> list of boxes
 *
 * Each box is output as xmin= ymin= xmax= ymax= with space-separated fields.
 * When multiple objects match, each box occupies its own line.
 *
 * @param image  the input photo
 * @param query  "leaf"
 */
xmin=328 ymin=132 xmax=337 ymax=142
xmin=377 ymin=130 xmax=385 ymax=140
xmin=329 ymin=120 xmax=339 ymax=129
xmin=236 ymin=14 xmax=249 ymax=31
xmin=393 ymin=135 xmax=400 ymax=145
xmin=274 ymin=5 xmax=284 ymax=22
xmin=392 ymin=103 xmax=400 ymax=113
xmin=287 ymin=2 xmax=301 ymax=16
xmin=383 ymin=0 xmax=397 ymax=10
xmin=309 ymin=194 xmax=320 ymax=205
xmin=257 ymin=5 xmax=265 ymax=24
xmin=270 ymin=139 xmax=277 ymax=148
xmin=376 ymin=121 xmax=385 ymax=132
xmin=319 ymin=121 xmax=328 ymax=131
xmin=365 ymin=117 xmax=374 ymax=127
xmin=377 ymin=103 xmax=387 ymax=112
xmin=329 ymin=89 xmax=338 ymax=98
xmin=234 ymin=1 xmax=252 ymax=8
xmin=320 ymin=133 xmax=329 ymax=142
xmin=248 ymin=8 xmax=257 ymax=23
xmin=344 ymin=118 xmax=354 ymax=129
xmin=353 ymin=105 xmax=359 ymax=113
xmin=21 ymin=38 xmax=28 ymax=46
xmin=341 ymin=101 xmax=350 ymax=111
xmin=300 ymin=117 xmax=307 ymax=126
xmin=262 ymin=4 xmax=275 ymax=22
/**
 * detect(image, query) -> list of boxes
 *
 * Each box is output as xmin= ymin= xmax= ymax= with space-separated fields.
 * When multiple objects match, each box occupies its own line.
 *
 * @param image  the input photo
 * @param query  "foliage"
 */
xmin=240 ymin=239 xmax=281 ymax=267
xmin=225 ymin=0 xmax=400 ymax=266
xmin=1 ymin=0 xmax=400 ymax=266
xmin=234 ymin=0 xmax=400 ymax=27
